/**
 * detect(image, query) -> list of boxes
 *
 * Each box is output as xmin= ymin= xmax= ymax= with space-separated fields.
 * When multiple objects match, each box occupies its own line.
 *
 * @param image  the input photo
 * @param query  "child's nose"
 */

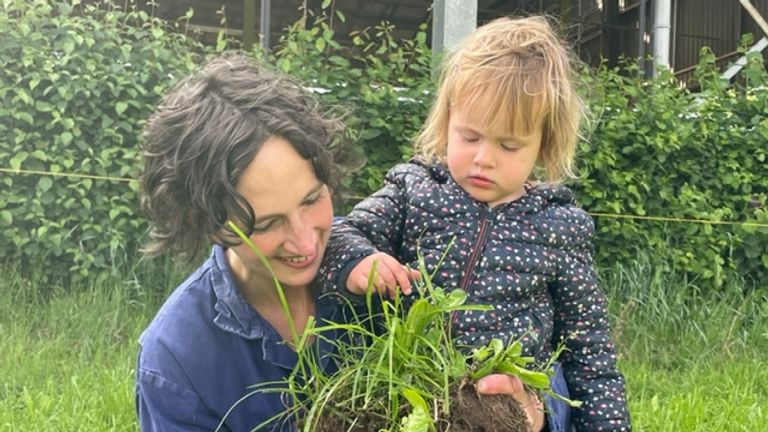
xmin=473 ymin=142 xmax=495 ymax=167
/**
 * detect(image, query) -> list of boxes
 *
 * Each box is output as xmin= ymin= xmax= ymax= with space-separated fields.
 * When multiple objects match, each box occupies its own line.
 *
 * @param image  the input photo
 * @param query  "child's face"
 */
xmin=446 ymin=101 xmax=542 ymax=207
xmin=226 ymin=135 xmax=333 ymax=292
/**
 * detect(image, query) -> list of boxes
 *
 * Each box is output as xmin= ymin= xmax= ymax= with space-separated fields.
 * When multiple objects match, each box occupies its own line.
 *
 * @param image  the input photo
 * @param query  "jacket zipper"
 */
xmin=451 ymin=210 xmax=491 ymax=325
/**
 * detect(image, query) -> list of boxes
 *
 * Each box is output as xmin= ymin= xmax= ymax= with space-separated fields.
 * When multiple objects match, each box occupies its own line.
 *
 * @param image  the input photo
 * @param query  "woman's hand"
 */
xmin=475 ymin=374 xmax=545 ymax=432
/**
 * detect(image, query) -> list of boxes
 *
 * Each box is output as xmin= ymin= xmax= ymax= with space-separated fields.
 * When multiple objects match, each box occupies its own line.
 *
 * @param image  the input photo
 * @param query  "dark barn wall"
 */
xmin=123 ymin=0 xmax=768 ymax=83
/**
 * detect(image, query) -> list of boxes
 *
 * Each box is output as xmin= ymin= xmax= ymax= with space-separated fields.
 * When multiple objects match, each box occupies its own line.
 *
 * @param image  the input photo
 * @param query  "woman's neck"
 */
xmin=246 ymin=283 xmax=316 ymax=346
xmin=226 ymin=249 xmax=316 ymax=345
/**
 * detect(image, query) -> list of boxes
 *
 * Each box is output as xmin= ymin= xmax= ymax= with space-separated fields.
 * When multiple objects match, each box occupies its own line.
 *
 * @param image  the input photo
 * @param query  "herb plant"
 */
xmin=226 ymin=221 xmax=578 ymax=432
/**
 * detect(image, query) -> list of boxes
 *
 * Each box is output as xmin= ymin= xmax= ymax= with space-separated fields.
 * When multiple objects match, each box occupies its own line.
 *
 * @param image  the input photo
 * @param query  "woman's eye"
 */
xmin=253 ymin=220 xmax=278 ymax=233
xmin=304 ymin=194 xmax=322 ymax=206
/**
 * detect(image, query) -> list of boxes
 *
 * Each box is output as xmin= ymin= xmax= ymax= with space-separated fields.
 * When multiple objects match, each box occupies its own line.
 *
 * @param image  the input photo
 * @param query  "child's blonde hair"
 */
xmin=416 ymin=16 xmax=583 ymax=182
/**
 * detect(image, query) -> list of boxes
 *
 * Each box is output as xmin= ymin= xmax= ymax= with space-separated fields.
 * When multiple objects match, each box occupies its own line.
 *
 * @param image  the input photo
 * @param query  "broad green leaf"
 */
xmin=314 ymin=37 xmax=325 ymax=52
xmin=60 ymin=132 xmax=73 ymax=145
xmin=115 ymin=101 xmax=128 ymax=115
xmin=10 ymin=152 xmax=28 ymax=170
xmin=401 ymin=387 xmax=428 ymax=411
xmin=496 ymin=363 xmax=550 ymax=389
xmin=277 ymin=58 xmax=291 ymax=73
xmin=38 ymin=177 xmax=53 ymax=193
xmin=14 ymin=112 xmax=34 ymax=124
xmin=444 ymin=289 xmax=467 ymax=308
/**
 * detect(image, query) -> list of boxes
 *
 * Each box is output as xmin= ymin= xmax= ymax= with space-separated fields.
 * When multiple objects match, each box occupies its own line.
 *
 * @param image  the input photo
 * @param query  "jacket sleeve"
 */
xmin=549 ymin=211 xmax=632 ymax=432
xmin=316 ymin=164 xmax=412 ymax=299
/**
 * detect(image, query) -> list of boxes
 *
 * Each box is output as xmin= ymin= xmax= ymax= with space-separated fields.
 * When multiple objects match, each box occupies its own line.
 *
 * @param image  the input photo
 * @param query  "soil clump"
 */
xmin=310 ymin=381 xmax=528 ymax=432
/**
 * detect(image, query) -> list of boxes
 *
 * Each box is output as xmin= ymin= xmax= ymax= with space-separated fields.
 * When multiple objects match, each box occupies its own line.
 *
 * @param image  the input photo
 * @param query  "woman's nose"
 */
xmin=284 ymin=217 xmax=317 ymax=255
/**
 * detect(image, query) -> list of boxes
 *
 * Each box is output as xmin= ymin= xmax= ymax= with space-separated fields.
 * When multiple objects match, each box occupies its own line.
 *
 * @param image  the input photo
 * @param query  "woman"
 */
xmin=135 ymin=54 xmax=544 ymax=431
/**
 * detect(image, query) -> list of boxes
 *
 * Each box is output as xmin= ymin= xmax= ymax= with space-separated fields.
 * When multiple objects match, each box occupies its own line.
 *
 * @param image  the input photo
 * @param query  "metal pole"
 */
xmin=243 ymin=0 xmax=257 ymax=51
xmin=671 ymin=0 xmax=678 ymax=70
xmin=638 ymin=0 xmax=647 ymax=75
xmin=652 ymin=0 xmax=672 ymax=75
xmin=431 ymin=0 xmax=477 ymax=53
xmin=260 ymin=0 xmax=271 ymax=52
xmin=739 ymin=0 xmax=768 ymax=37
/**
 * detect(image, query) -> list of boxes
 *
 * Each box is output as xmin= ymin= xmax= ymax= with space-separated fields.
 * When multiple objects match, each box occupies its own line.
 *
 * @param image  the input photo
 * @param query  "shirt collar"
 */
xmin=208 ymin=245 xmax=340 ymax=342
xmin=210 ymin=245 xmax=274 ymax=340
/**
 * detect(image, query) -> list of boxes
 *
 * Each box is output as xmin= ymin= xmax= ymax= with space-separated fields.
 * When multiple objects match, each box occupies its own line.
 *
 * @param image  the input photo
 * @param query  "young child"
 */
xmin=317 ymin=16 xmax=631 ymax=432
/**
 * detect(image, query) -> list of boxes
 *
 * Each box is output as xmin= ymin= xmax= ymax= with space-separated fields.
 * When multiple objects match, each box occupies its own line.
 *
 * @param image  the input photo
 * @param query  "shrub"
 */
xmin=576 ymin=44 xmax=768 ymax=286
xmin=0 ymin=0 xmax=207 ymax=279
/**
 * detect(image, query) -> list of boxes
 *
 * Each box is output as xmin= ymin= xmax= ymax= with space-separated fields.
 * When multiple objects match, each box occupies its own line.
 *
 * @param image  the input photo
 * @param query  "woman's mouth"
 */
xmin=278 ymin=252 xmax=317 ymax=269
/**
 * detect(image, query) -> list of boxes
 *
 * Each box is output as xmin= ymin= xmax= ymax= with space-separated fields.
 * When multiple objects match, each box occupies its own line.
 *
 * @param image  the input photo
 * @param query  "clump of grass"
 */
xmin=226 ymin=222 xmax=577 ymax=432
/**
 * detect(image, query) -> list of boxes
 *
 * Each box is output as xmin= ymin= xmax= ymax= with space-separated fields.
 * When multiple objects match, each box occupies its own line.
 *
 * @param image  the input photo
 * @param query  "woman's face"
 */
xmin=226 ymin=136 xmax=333 ymax=291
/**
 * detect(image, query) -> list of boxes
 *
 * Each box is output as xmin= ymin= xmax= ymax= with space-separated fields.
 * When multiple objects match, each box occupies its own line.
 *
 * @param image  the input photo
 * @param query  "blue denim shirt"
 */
xmin=135 ymin=245 xmax=341 ymax=432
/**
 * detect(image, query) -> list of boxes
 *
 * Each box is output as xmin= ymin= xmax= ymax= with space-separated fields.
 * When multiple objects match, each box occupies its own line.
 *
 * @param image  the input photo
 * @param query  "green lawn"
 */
xmin=604 ymin=257 xmax=768 ymax=431
xmin=1 ymin=257 xmax=766 ymax=431
xmin=0 ymin=260 xmax=176 ymax=432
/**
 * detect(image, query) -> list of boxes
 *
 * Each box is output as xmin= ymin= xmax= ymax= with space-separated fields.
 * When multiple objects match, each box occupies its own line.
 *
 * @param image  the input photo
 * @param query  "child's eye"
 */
xmin=462 ymin=135 xmax=480 ymax=143
xmin=500 ymin=142 xmax=520 ymax=151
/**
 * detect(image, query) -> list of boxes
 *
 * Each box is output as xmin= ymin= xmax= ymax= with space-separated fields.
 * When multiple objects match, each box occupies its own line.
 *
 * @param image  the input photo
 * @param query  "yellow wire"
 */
xmin=0 ymin=167 xmax=134 ymax=183
xmin=1 ymin=167 xmax=766 ymax=228
xmin=588 ymin=212 xmax=768 ymax=228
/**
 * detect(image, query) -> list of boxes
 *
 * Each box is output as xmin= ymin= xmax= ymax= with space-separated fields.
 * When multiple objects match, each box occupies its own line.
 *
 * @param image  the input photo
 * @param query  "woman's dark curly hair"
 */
xmin=140 ymin=54 xmax=345 ymax=261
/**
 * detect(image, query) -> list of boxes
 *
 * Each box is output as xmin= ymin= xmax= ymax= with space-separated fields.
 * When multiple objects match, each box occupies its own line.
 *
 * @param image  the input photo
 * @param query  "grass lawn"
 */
xmin=1 ymin=256 xmax=766 ymax=431
xmin=0 ymin=260 xmax=176 ymax=431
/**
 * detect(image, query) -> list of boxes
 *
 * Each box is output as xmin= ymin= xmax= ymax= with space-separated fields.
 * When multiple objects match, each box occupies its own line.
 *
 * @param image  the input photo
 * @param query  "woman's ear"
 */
xmin=209 ymin=219 xmax=242 ymax=247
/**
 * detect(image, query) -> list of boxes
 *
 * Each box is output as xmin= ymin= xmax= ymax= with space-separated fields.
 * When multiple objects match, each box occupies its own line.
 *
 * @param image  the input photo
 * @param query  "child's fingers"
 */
xmin=347 ymin=253 xmax=417 ymax=298
xmin=347 ymin=272 xmax=373 ymax=295
xmin=348 ymin=264 xmax=386 ymax=295
xmin=374 ymin=262 xmax=402 ymax=298
xmin=364 ymin=272 xmax=391 ymax=296
xmin=380 ymin=256 xmax=420 ymax=297
xmin=392 ymin=265 xmax=414 ymax=296
xmin=407 ymin=267 xmax=420 ymax=285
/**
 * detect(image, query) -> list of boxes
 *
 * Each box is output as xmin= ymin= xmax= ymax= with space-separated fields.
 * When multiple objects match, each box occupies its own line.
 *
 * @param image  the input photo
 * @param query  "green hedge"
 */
xmin=1 ymin=1 xmax=766 ymax=287
xmin=576 ymin=47 xmax=768 ymax=286
xmin=0 ymin=0 xmax=207 ymax=279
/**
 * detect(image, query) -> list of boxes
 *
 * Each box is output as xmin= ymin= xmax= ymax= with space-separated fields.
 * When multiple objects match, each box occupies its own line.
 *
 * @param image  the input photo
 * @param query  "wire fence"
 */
xmin=1 ymin=166 xmax=766 ymax=229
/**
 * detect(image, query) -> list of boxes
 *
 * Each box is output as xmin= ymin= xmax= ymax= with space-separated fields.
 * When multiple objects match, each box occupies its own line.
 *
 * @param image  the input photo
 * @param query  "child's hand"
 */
xmin=346 ymin=252 xmax=420 ymax=298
